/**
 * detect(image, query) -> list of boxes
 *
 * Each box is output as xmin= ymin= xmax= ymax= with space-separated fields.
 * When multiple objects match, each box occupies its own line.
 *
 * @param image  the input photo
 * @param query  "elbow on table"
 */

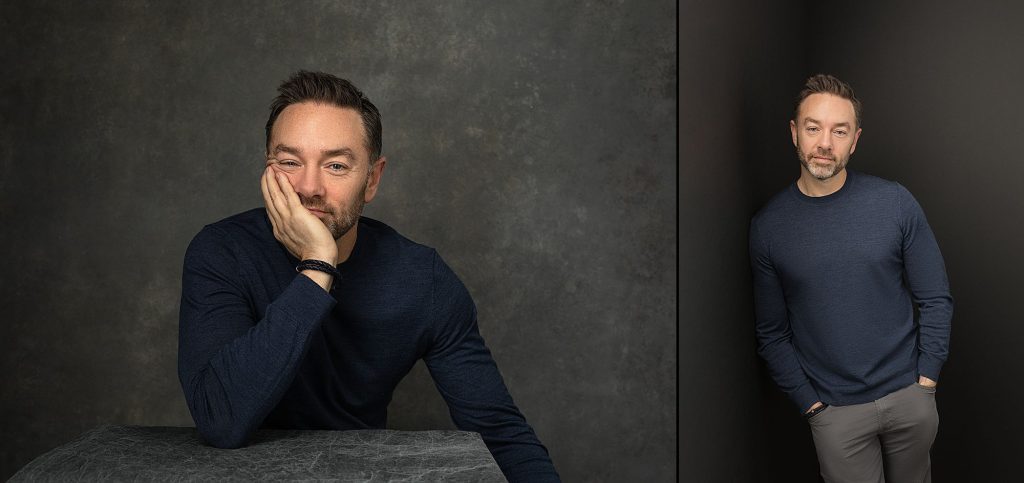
xmin=197 ymin=421 xmax=252 ymax=449
xmin=181 ymin=371 xmax=255 ymax=449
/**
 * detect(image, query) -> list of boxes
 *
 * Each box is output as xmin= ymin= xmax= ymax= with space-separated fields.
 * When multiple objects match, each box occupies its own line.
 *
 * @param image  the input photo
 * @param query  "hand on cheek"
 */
xmin=260 ymin=167 xmax=338 ymax=265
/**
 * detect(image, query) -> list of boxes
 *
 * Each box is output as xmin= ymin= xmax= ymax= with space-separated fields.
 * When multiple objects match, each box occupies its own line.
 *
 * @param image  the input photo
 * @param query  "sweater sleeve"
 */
xmin=423 ymin=251 xmax=560 ymax=483
xmin=896 ymin=184 xmax=954 ymax=380
xmin=177 ymin=226 xmax=336 ymax=448
xmin=750 ymin=220 xmax=821 ymax=412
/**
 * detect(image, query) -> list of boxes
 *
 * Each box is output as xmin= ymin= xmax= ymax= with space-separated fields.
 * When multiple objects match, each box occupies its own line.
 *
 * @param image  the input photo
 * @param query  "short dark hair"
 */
xmin=265 ymin=71 xmax=383 ymax=163
xmin=795 ymin=74 xmax=862 ymax=127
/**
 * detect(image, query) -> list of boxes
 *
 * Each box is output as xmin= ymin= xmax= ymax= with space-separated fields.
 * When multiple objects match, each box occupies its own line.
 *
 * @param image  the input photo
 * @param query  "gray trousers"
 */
xmin=808 ymin=382 xmax=939 ymax=483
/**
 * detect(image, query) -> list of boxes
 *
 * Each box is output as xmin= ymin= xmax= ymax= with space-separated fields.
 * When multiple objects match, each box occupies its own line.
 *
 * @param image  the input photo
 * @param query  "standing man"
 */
xmin=750 ymin=74 xmax=953 ymax=482
xmin=178 ymin=70 xmax=560 ymax=483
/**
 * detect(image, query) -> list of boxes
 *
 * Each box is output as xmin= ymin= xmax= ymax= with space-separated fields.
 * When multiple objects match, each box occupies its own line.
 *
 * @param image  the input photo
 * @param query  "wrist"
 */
xmin=302 ymin=252 xmax=338 ymax=266
xmin=300 ymin=269 xmax=334 ymax=292
xmin=295 ymin=259 xmax=342 ymax=293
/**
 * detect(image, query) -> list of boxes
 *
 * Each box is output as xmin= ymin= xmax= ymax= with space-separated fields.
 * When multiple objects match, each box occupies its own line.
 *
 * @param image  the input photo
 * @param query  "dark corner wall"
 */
xmin=681 ymin=1 xmax=811 ymax=480
xmin=683 ymin=0 xmax=1024 ymax=481
xmin=0 ymin=1 xmax=676 ymax=482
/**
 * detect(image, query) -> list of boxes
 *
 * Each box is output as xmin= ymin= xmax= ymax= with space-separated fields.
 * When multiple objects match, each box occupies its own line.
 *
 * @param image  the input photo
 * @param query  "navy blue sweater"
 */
xmin=178 ymin=209 xmax=559 ymax=482
xmin=750 ymin=170 xmax=953 ymax=412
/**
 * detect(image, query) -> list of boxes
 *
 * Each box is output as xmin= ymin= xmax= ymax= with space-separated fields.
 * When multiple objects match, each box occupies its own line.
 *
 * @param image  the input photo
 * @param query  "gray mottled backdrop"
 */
xmin=0 ymin=1 xmax=676 ymax=481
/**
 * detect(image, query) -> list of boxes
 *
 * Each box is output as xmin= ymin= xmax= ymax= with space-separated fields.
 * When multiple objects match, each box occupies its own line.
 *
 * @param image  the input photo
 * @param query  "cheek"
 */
xmin=322 ymin=182 xmax=356 ymax=206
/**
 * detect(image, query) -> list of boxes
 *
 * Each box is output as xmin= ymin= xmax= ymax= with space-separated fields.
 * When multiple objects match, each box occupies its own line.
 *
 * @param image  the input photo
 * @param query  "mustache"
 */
xmin=810 ymin=149 xmax=835 ymax=160
xmin=298 ymin=195 xmax=332 ymax=213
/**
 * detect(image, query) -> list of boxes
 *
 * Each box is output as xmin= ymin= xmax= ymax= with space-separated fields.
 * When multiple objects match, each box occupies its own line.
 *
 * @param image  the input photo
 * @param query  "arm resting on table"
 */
xmin=177 ymin=227 xmax=335 ymax=448
xmin=424 ymin=251 xmax=560 ymax=483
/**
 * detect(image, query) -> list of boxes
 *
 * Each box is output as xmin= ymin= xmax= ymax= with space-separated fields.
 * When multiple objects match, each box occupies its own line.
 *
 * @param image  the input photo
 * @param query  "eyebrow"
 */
xmin=322 ymin=147 xmax=356 ymax=159
xmin=271 ymin=144 xmax=357 ymax=159
xmin=803 ymin=117 xmax=852 ymax=128
xmin=271 ymin=144 xmax=301 ymax=157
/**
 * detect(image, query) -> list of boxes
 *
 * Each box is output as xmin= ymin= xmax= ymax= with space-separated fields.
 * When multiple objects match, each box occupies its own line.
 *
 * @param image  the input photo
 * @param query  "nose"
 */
xmin=816 ymin=131 xmax=833 ymax=152
xmin=291 ymin=165 xmax=325 ymax=198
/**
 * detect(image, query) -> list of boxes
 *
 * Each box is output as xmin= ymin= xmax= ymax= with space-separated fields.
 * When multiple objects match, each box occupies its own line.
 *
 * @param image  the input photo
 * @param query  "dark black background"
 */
xmin=682 ymin=0 xmax=1024 ymax=481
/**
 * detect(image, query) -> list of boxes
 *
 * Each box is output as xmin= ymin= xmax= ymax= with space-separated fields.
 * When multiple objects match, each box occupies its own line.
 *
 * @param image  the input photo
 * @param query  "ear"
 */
xmin=850 ymin=127 xmax=863 ymax=155
xmin=364 ymin=156 xmax=387 ymax=203
xmin=790 ymin=120 xmax=798 ymax=147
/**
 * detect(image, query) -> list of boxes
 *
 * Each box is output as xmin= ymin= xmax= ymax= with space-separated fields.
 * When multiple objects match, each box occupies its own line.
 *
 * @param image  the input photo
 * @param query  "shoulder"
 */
xmin=185 ymin=208 xmax=275 ymax=261
xmin=358 ymin=217 xmax=472 ymax=303
xmin=358 ymin=216 xmax=436 ymax=262
xmin=849 ymin=170 xmax=900 ymax=194
xmin=204 ymin=208 xmax=273 ymax=242
xmin=751 ymin=183 xmax=797 ymax=234
xmin=356 ymin=217 xmax=447 ymax=285
xmin=847 ymin=170 xmax=917 ymax=210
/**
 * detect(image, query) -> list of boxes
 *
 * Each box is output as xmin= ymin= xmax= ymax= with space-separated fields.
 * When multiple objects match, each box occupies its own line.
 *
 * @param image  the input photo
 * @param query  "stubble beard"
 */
xmin=798 ymin=146 xmax=849 ymax=181
xmin=299 ymin=183 xmax=367 ymax=241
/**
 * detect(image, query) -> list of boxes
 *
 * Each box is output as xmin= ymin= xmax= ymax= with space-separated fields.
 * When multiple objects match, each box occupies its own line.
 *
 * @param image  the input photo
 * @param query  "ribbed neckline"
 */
xmin=790 ymin=169 xmax=856 ymax=205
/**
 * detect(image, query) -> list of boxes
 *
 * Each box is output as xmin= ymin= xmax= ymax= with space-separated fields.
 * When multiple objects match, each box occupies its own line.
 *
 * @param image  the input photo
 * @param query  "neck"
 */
xmin=798 ymin=169 xmax=848 ymax=197
xmin=336 ymin=224 xmax=358 ymax=264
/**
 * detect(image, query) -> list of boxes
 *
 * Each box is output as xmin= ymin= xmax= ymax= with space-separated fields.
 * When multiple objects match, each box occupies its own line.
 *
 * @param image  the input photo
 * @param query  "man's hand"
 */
xmin=918 ymin=375 xmax=938 ymax=388
xmin=805 ymin=401 xmax=824 ymax=414
xmin=261 ymin=165 xmax=338 ymax=271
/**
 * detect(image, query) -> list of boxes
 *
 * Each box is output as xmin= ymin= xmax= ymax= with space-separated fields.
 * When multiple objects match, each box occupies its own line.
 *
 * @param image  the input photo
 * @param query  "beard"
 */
xmin=797 ymin=146 xmax=849 ymax=180
xmin=299 ymin=183 xmax=367 ymax=240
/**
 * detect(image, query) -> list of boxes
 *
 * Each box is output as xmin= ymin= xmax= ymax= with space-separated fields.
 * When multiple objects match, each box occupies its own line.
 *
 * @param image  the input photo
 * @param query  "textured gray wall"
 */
xmin=0 ymin=1 xmax=676 ymax=481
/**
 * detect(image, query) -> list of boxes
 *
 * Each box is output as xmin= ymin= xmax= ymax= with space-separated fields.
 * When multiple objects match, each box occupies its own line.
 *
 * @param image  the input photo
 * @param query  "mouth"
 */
xmin=305 ymin=207 xmax=329 ymax=215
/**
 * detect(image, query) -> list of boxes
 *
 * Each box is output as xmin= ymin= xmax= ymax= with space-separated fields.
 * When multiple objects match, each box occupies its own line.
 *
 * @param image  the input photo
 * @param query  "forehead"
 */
xmin=797 ymin=93 xmax=857 ymax=125
xmin=270 ymin=102 xmax=368 ymax=156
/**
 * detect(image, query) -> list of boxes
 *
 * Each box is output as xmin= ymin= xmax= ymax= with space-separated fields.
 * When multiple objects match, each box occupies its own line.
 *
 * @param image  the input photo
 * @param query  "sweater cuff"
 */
xmin=917 ymin=352 xmax=945 ymax=381
xmin=791 ymin=382 xmax=821 ymax=414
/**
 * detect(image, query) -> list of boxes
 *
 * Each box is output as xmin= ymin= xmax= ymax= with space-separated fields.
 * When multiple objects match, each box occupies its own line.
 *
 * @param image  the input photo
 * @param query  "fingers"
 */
xmin=266 ymin=168 xmax=292 ymax=215
xmin=261 ymin=168 xmax=284 ymax=230
xmin=274 ymin=169 xmax=302 ymax=209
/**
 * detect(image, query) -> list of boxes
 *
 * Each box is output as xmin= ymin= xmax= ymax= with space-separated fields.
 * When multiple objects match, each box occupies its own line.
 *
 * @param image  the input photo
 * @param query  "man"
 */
xmin=750 ymin=74 xmax=953 ymax=482
xmin=178 ymin=71 xmax=560 ymax=482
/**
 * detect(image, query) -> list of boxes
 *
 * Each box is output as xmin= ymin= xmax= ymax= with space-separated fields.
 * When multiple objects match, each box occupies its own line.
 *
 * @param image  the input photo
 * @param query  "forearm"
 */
xmin=179 ymin=274 xmax=334 ymax=447
xmin=750 ymin=225 xmax=818 ymax=410
xmin=914 ymin=293 xmax=953 ymax=380
xmin=757 ymin=335 xmax=820 ymax=411
xmin=430 ymin=360 xmax=560 ymax=482
xmin=899 ymin=184 xmax=954 ymax=380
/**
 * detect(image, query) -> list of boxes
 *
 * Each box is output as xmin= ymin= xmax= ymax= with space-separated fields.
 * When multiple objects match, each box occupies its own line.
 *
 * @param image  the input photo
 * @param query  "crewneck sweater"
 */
xmin=750 ymin=170 xmax=953 ymax=412
xmin=178 ymin=209 xmax=559 ymax=482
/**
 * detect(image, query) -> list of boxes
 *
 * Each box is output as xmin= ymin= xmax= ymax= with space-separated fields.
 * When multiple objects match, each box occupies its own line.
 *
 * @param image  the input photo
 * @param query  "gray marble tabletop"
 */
xmin=10 ymin=425 xmax=507 ymax=482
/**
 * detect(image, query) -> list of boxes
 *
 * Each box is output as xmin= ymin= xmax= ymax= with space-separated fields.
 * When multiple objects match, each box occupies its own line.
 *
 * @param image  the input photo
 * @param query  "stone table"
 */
xmin=10 ymin=425 xmax=507 ymax=482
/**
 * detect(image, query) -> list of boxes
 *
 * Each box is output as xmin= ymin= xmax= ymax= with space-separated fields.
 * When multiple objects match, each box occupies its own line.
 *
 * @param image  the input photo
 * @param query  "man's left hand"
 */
xmin=918 ymin=375 xmax=937 ymax=388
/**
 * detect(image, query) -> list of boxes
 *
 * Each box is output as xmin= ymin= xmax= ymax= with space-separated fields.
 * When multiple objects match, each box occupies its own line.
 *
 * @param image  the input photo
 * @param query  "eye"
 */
xmin=276 ymin=159 xmax=301 ymax=169
xmin=806 ymin=126 xmax=820 ymax=133
xmin=834 ymin=130 xmax=848 ymax=137
xmin=326 ymin=162 xmax=349 ymax=172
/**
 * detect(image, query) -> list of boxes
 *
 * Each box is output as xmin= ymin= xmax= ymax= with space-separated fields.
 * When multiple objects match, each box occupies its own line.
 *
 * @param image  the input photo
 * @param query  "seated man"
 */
xmin=177 ymin=70 xmax=560 ymax=483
